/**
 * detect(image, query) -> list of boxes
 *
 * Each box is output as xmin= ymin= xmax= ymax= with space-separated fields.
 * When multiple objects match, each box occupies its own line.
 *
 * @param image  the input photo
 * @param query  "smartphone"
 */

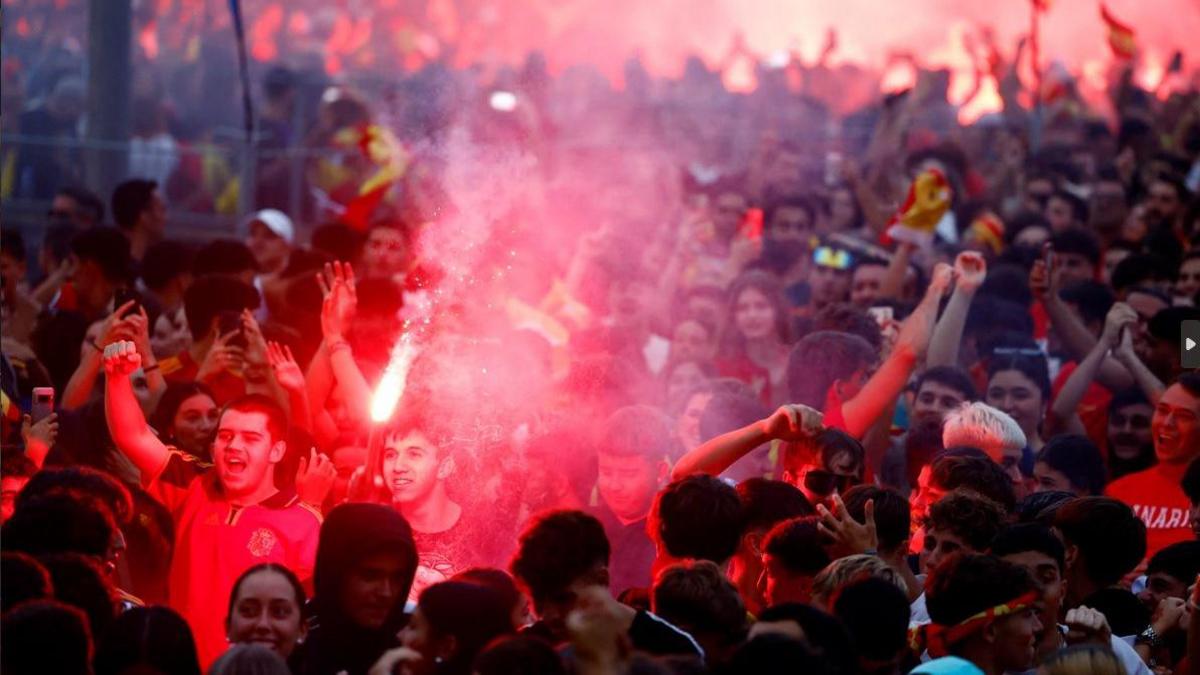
xmin=867 ymin=306 xmax=894 ymax=328
xmin=217 ymin=310 xmax=247 ymax=349
xmin=31 ymin=387 xmax=54 ymax=422
xmin=113 ymin=287 xmax=140 ymax=316
xmin=1042 ymin=242 xmax=1056 ymax=271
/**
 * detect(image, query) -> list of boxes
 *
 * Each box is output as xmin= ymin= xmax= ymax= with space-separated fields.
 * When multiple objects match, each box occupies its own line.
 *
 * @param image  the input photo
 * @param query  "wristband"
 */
xmin=142 ymin=362 xmax=160 ymax=373
xmin=327 ymin=340 xmax=351 ymax=355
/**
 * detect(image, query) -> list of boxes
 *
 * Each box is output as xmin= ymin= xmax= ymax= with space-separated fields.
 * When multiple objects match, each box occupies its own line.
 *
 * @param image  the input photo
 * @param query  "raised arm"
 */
xmin=318 ymin=262 xmax=372 ymax=426
xmin=671 ymin=404 xmax=823 ymax=480
xmin=62 ymin=301 xmax=138 ymax=410
xmin=266 ymin=340 xmax=313 ymax=435
xmin=927 ymin=252 xmax=986 ymax=368
xmin=103 ymin=340 xmax=170 ymax=483
xmin=841 ymin=263 xmax=953 ymax=439
xmin=1032 ymin=258 xmax=1134 ymax=391
xmin=1046 ymin=322 xmax=1117 ymax=438
xmin=1112 ymin=323 xmax=1166 ymax=405
xmin=876 ymin=242 xmax=913 ymax=301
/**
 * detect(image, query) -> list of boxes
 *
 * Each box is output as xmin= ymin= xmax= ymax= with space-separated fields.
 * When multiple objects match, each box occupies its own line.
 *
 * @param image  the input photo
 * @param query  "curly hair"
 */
xmin=763 ymin=516 xmax=832 ymax=575
xmin=924 ymin=490 xmax=1007 ymax=552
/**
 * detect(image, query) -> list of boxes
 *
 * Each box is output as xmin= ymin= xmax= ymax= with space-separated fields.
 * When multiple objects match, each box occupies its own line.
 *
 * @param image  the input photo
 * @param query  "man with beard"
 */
xmin=1144 ymin=176 xmax=1190 ymax=230
xmin=1107 ymin=388 xmax=1157 ymax=479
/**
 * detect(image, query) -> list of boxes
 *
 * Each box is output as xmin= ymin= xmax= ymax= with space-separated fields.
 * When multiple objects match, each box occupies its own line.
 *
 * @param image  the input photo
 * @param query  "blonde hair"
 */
xmin=1038 ymin=645 xmax=1127 ymax=675
xmin=810 ymin=554 xmax=907 ymax=610
xmin=942 ymin=401 xmax=1026 ymax=455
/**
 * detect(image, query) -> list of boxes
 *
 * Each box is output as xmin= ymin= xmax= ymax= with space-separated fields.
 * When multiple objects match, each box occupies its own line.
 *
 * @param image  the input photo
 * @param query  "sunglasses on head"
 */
xmin=992 ymin=347 xmax=1043 ymax=357
xmin=803 ymin=470 xmax=860 ymax=497
xmin=813 ymin=246 xmax=853 ymax=271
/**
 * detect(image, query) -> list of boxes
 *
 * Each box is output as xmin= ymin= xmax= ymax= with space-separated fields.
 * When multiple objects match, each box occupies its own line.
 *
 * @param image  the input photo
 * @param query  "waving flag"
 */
xmin=333 ymin=124 xmax=410 ymax=230
xmin=1100 ymin=4 xmax=1137 ymax=60
xmin=885 ymin=168 xmax=952 ymax=247
xmin=968 ymin=211 xmax=1006 ymax=255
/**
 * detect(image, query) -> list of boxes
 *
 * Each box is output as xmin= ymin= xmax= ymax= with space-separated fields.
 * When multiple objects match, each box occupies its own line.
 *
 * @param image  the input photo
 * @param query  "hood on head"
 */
xmin=312 ymin=503 xmax=418 ymax=626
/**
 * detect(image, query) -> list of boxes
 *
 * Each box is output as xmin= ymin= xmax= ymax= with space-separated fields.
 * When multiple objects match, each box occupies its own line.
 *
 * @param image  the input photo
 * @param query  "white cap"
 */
xmin=242 ymin=209 xmax=295 ymax=244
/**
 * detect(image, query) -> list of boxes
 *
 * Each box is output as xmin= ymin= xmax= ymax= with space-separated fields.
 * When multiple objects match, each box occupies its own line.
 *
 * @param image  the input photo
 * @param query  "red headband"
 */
xmin=909 ymin=591 xmax=1040 ymax=658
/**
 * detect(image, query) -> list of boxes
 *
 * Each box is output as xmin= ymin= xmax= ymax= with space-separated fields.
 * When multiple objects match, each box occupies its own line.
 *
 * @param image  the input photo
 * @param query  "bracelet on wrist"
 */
xmin=89 ymin=338 xmax=103 ymax=353
xmin=142 ymin=362 xmax=160 ymax=373
xmin=1136 ymin=625 xmax=1163 ymax=648
xmin=327 ymin=340 xmax=351 ymax=354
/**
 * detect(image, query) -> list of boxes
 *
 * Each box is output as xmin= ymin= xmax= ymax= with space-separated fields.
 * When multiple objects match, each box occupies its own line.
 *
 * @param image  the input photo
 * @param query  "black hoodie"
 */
xmin=290 ymin=503 xmax=418 ymax=675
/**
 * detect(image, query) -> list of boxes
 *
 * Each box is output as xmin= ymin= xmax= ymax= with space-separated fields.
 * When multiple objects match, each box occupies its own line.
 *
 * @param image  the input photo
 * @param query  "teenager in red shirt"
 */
xmin=1106 ymin=373 xmax=1200 ymax=559
xmin=104 ymin=340 xmax=321 ymax=667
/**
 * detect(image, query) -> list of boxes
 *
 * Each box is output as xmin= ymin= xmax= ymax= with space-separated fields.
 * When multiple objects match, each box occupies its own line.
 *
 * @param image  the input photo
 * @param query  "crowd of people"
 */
xmin=4 ymin=3 xmax=1200 ymax=674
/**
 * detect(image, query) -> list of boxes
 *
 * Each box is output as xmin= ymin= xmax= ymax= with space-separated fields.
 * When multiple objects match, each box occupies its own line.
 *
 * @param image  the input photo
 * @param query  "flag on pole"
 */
xmin=1100 ymin=4 xmax=1137 ymax=60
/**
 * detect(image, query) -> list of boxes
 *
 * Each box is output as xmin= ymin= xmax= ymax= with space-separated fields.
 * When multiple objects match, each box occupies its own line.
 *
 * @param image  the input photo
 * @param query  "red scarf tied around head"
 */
xmin=909 ymin=591 xmax=1040 ymax=659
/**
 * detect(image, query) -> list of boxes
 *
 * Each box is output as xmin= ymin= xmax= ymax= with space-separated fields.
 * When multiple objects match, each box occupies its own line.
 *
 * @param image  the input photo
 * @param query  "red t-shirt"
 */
xmin=1050 ymin=361 xmax=1112 ymax=453
xmin=146 ymin=449 xmax=322 ymax=667
xmin=1105 ymin=463 xmax=1192 ymax=560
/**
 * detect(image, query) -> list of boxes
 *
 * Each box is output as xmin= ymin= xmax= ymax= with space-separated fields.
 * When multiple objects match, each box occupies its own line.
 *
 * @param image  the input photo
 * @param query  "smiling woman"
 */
xmin=224 ymin=563 xmax=307 ymax=660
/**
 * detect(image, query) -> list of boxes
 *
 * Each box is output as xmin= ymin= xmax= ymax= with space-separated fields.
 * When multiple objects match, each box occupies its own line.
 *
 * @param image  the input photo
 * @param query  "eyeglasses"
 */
xmin=813 ymin=246 xmax=853 ymax=271
xmin=803 ymin=470 xmax=860 ymax=497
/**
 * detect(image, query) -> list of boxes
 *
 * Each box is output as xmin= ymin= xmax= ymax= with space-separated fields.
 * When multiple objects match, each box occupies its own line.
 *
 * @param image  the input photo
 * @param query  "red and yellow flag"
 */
xmin=1100 ymin=4 xmax=1137 ymax=60
xmin=886 ymin=168 xmax=952 ymax=247
xmin=967 ymin=211 xmax=1006 ymax=255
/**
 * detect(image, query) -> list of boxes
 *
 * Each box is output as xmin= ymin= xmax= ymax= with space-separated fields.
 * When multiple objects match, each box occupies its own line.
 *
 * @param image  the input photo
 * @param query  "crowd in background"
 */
xmin=3 ymin=2 xmax=1200 ymax=674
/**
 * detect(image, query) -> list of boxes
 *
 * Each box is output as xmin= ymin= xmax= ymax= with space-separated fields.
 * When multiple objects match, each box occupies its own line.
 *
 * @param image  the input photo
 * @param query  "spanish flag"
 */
xmin=1100 ymin=4 xmax=1136 ymax=60
xmin=335 ymin=123 xmax=410 ymax=230
xmin=885 ymin=168 xmax=952 ymax=247
xmin=968 ymin=211 xmax=1006 ymax=255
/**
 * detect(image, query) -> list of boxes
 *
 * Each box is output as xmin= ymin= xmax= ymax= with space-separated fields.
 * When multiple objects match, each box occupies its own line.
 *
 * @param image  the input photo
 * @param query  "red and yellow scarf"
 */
xmin=909 ymin=591 xmax=1039 ymax=658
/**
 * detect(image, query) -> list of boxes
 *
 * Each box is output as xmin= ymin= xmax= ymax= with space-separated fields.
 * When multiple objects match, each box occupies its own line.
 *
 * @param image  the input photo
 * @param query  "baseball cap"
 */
xmin=242 ymin=209 xmax=295 ymax=244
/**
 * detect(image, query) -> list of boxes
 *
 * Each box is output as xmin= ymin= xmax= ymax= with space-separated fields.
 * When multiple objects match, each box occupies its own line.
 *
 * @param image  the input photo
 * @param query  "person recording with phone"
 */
xmin=156 ymin=276 xmax=264 ymax=405
xmin=60 ymin=298 xmax=165 ymax=414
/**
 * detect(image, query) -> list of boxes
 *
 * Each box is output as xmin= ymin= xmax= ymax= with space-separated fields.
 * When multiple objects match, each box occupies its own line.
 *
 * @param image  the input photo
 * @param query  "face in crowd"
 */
xmin=382 ymin=430 xmax=451 ymax=506
xmin=597 ymin=450 xmax=666 ymax=524
xmin=212 ymin=409 xmax=286 ymax=500
xmin=1152 ymin=383 xmax=1200 ymax=465
xmin=226 ymin=567 xmax=306 ymax=658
